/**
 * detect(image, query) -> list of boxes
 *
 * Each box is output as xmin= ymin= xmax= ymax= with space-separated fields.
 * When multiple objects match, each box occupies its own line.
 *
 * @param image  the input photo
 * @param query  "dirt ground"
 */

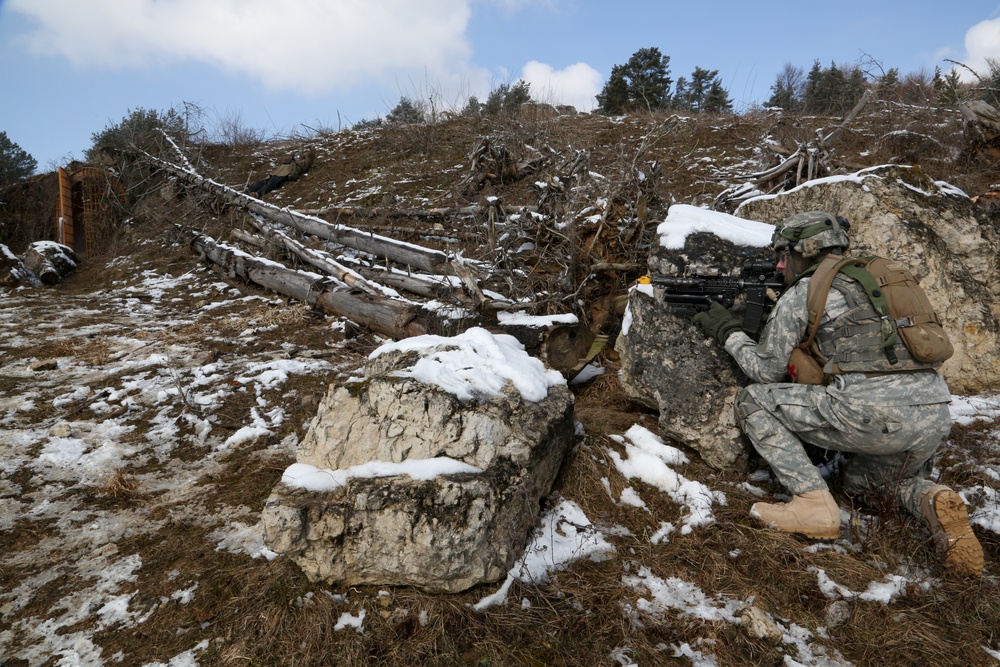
xmin=2 ymin=105 xmax=1000 ymax=666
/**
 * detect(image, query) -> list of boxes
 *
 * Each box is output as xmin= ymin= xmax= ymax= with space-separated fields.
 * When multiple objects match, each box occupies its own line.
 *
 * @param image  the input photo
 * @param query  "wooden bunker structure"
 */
xmin=53 ymin=165 xmax=126 ymax=259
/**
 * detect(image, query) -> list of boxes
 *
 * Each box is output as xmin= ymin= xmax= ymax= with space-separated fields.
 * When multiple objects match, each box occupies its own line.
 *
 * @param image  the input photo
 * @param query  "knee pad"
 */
xmin=734 ymin=386 xmax=765 ymax=429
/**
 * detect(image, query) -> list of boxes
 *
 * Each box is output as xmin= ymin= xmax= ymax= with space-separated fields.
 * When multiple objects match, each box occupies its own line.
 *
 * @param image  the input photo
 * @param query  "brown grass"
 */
xmin=97 ymin=468 xmax=140 ymax=498
xmin=3 ymin=105 xmax=999 ymax=666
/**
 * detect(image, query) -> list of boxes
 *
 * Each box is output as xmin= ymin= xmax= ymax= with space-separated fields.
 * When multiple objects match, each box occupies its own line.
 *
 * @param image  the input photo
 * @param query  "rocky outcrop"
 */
xmin=737 ymin=164 xmax=1000 ymax=393
xmin=262 ymin=328 xmax=575 ymax=593
xmin=617 ymin=283 xmax=748 ymax=469
xmin=615 ymin=208 xmax=776 ymax=469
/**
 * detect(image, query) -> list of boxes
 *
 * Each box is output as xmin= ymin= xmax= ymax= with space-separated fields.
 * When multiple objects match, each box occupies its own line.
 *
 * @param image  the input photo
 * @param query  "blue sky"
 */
xmin=3 ymin=0 xmax=1000 ymax=171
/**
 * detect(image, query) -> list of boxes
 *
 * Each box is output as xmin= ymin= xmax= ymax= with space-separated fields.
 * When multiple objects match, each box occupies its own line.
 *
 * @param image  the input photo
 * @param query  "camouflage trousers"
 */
xmin=735 ymin=383 xmax=951 ymax=519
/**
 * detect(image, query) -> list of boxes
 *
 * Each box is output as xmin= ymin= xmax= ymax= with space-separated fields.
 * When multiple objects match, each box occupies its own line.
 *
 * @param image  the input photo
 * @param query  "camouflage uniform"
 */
xmin=724 ymin=274 xmax=952 ymax=519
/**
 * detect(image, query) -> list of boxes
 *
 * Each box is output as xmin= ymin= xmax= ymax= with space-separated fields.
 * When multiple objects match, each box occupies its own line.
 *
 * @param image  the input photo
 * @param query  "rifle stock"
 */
xmin=649 ymin=259 xmax=784 ymax=338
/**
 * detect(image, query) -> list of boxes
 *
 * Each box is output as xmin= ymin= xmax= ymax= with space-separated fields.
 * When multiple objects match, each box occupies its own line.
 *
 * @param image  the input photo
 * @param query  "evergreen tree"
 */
xmin=623 ymin=47 xmax=672 ymax=110
xmin=803 ymin=61 xmax=824 ymax=112
xmin=483 ymin=80 xmax=532 ymax=116
xmin=934 ymin=68 xmax=964 ymax=106
xmin=704 ymin=79 xmax=734 ymax=113
xmin=675 ymin=67 xmax=732 ymax=113
xmin=820 ymin=62 xmax=848 ymax=112
xmin=803 ymin=62 xmax=866 ymax=114
xmin=595 ymin=65 xmax=630 ymax=114
xmin=673 ymin=76 xmax=690 ymax=111
xmin=877 ymin=68 xmax=901 ymax=100
xmin=597 ymin=47 xmax=672 ymax=113
xmin=461 ymin=96 xmax=482 ymax=116
xmin=844 ymin=67 xmax=868 ymax=109
xmin=0 ymin=131 xmax=37 ymax=187
xmin=86 ymin=107 xmax=191 ymax=162
xmin=684 ymin=67 xmax=717 ymax=112
xmin=386 ymin=97 xmax=425 ymax=124
xmin=982 ymin=57 xmax=1000 ymax=108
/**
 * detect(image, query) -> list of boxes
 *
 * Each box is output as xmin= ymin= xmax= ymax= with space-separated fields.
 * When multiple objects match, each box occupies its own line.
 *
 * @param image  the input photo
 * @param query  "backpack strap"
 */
xmin=836 ymin=261 xmax=902 ymax=357
xmin=799 ymin=254 xmax=860 ymax=355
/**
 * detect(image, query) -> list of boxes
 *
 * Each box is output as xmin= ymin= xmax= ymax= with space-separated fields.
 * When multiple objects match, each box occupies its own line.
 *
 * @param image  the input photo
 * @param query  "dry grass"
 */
xmin=96 ymin=468 xmax=140 ymax=498
xmin=3 ymin=105 xmax=1000 ymax=666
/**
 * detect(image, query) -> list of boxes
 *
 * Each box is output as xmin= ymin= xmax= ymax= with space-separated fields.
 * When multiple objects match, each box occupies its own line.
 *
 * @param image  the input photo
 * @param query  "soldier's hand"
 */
xmin=693 ymin=301 xmax=742 ymax=344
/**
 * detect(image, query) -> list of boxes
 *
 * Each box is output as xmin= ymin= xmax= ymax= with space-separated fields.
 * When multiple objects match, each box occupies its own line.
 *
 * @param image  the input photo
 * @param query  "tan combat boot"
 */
xmin=751 ymin=489 xmax=841 ymax=539
xmin=919 ymin=485 xmax=984 ymax=577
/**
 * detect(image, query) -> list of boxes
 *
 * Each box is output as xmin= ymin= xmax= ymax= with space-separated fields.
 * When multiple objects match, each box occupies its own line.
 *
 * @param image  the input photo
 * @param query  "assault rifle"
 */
xmin=644 ymin=259 xmax=785 ymax=338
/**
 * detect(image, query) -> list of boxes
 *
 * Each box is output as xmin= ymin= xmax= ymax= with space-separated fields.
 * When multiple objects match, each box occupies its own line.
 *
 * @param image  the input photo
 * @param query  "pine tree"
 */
xmin=623 ymin=47 xmax=672 ymax=111
xmin=86 ymin=107 xmax=191 ymax=162
xmin=386 ymin=97 xmax=425 ymax=124
xmin=844 ymin=67 xmax=868 ymax=111
xmin=685 ymin=67 xmax=717 ymax=112
xmin=596 ymin=65 xmax=630 ymax=115
xmin=673 ymin=76 xmax=690 ymax=111
xmin=0 ymin=131 xmax=38 ymax=187
xmin=878 ymin=68 xmax=901 ymax=101
xmin=803 ymin=61 xmax=824 ymax=112
xmin=935 ymin=68 xmax=964 ymax=106
xmin=704 ymin=79 xmax=734 ymax=113
xmin=483 ymin=81 xmax=532 ymax=116
xmin=597 ymin=47 xmax=672 ymax=114
xmin=982 ymin=58 xmax=1000 ymax=108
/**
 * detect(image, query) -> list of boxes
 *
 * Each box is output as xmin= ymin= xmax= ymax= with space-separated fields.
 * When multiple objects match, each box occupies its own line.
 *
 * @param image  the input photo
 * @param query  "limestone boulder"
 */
xmin=617 ymin=284 xmax=748 ymax=469
xmin=615 ymin=211 xmax=777 ymax=469
xmin=262 ymin=328 xmax=575 ymax=593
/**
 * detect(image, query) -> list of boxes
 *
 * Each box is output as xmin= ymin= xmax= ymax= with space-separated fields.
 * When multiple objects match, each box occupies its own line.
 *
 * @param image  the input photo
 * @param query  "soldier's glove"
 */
xmin=693 ymin=301 xmax=742 ymax=345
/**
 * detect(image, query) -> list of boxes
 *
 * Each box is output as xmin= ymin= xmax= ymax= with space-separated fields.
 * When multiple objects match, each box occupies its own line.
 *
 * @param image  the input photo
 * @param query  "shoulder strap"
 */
xmin=799 ymin=254 xmax=860 ymax=351
xmin=837 ymin=260 xmax=900 ymax=352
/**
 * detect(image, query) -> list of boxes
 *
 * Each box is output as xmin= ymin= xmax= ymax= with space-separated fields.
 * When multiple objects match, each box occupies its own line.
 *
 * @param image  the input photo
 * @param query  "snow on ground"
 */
xmin=0 ymin=260 xmax=354 ymax=663
xmin=1 ymin=253 xmax=999 ymax=665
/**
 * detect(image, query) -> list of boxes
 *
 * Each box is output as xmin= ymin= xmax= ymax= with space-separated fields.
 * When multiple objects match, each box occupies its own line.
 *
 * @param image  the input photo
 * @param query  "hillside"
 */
xmin=1 ymin=104 xmax=999 ymax=666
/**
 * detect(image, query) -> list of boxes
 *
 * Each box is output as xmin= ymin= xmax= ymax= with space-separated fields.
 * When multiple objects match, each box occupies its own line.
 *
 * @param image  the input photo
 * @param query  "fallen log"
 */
xmin=243 ymin=215 xmax=386 ymax=297
xmin=298 ymin=204 xmax=487 ymax=219
xmin=352 ymin=265 xmax=461 ymax=300
xmin=144 ymin=154 xmax=474 ymax=276
xmin=182 ymin=226 xmax=436 ymax=339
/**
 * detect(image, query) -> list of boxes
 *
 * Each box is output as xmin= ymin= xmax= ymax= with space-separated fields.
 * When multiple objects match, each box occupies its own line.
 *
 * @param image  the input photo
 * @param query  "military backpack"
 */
xmin=788 ymin=255 xmax=953 ymax=385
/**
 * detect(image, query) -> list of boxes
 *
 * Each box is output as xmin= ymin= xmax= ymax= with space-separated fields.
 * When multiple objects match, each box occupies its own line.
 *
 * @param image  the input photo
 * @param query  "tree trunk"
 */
xmin=145 ymin=154 xmax=469 ymax=275
xmin=182 ymin=227 xmax=436 ymax=339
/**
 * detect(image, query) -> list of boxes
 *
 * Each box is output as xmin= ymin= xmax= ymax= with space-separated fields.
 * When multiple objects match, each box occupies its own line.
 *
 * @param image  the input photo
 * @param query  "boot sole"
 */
xmin=929 ymin=489 xmax=984 ymax=577
xmin=792 ymin=526 xmax=840 ymax=540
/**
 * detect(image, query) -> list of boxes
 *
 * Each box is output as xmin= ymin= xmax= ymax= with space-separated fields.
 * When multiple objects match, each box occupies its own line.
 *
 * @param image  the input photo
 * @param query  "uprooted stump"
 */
xmin=262 ymin=327 xmax=575 ymax=593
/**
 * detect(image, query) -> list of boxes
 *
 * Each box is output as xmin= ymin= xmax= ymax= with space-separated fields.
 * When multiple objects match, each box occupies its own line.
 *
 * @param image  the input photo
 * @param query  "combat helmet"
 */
xmin=771 ymin=211 xmax=850 ymax=258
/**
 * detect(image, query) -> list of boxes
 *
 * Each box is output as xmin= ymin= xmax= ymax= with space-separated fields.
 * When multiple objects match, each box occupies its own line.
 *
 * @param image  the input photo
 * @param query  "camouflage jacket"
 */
xmin=724 ymin=276 xmax=952 ymax=406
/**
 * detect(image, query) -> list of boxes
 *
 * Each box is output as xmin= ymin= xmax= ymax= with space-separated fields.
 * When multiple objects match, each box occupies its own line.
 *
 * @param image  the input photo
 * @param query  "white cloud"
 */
xmin=960 ymin=17 xmax=1000 ymax=79
xmin=484 ymin=0 xmax=556 ymax=13
xmin=521 ymin=61 xmax=601 ymax=111
xmin=8 ymin=0 xmax=474 ymax=95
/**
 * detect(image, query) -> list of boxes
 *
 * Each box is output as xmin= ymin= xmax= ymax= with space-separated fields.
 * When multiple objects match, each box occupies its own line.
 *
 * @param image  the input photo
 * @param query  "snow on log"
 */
xmin=144 ymin=153 xmax=474 ymax=276
xmin=181 ymin=226 xmax=435 ymax=339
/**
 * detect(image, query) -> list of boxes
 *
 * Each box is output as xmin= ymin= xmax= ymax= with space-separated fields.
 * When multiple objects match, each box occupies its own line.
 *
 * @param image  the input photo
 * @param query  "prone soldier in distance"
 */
xmin=692 ymin=211 xmax=984 ymax=577
xmin=246 ymin=150 xmax=315 ymax=198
